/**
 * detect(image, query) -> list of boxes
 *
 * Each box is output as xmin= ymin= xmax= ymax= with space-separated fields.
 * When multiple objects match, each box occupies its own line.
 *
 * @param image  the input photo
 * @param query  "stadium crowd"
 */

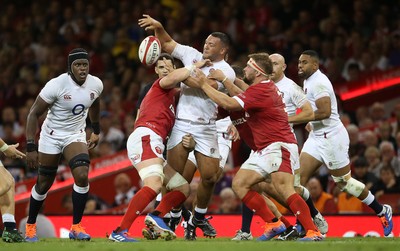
xmin=1 ymin=0 xmax=400 ymax=216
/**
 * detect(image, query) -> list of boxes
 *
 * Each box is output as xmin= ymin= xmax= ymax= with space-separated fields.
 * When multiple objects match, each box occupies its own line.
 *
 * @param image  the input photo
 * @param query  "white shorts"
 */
xmin=241 ymin=142 xmax=298 ymax=179
xmin=302 ymin=125 xmax=350 ymax=170
xmin=167 ymin=119 xmax=219 ymax=158
xmin=127 ymin=127 xmax=165 ymax=166
xmin=188 ymin=132 xmax=232 ymax=168
xmin=38 ymin=125 xmax=86 ymax=154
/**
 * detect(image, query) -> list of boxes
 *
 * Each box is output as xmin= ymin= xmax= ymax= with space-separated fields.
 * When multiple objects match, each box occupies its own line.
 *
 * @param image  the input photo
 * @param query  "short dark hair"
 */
xmin=353 ymin=157 xmax=368 ymax=168
xmin=211 ymin=32 xmax=231 ymax=49
xmin=249 ymin=52 xmax=273 ymax=75
xmin=302 ymin=50 xmax=319 ymax=62
xmin=157 ymin=53 xmax=175 ymax=65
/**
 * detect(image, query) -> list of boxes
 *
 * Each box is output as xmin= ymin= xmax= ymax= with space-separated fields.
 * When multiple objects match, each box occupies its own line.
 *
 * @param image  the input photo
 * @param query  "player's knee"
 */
xmin=201 ymin=173 xmax=219 ymax=186
xmin=0 ymin=176 xmax=13 ymax=195
xmin=74 ymin=171 xmax=89 ymax=186
xmin=332 ymin=175 xmax=365 ymax=197
xmin=166 ymin=172 xmax=189 ymax=196
xmin=69 ymin=153 xmax=90 ymax=170
xmin=36 ymin=166 xmax=57 ymax=194
xmin=139 ymin=164 xmax=165 ymax=183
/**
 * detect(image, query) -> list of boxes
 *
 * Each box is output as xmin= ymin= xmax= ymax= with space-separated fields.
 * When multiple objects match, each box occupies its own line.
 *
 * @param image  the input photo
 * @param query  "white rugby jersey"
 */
xmin=275 ymin=75 xmax=307 ymax=131
xmin=39 ymin=73 xmax=103 ymax=134
xmin=216 ymin=116 xmax=231 ymax=134
xmin=172 ymin=44 xmax=235 ymax=123
xmin=303 ymin=69 xmax=341 ymax=132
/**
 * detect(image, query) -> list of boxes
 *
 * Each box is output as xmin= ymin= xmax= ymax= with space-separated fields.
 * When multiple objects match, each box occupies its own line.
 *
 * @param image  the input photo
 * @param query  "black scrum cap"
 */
xmin=68 ymin=48 xmax=89 ymax=73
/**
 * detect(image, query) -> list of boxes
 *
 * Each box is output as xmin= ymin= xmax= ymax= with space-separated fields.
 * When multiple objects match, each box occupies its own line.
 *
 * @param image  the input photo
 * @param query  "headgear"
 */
xmin=68 ymin=48 xmax=89 ymax=73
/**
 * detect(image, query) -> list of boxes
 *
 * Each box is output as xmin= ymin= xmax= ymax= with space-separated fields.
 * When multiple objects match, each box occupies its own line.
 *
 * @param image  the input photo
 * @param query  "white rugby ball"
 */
xmin=138 ymin=35 xmax=161 ymax=66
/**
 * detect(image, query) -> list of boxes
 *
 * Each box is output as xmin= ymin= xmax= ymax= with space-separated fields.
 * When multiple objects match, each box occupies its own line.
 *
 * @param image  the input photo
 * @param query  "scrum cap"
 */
xmin=68 ymin=48 xmax=89 ymax=73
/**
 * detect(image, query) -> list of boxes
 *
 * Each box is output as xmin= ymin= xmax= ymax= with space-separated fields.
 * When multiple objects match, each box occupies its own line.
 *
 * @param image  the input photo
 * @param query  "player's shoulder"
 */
xmin=44 ymin=73 xmax=68 ymax=88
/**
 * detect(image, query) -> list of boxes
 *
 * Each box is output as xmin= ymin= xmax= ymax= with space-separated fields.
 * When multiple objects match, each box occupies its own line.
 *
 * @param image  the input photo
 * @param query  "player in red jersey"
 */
xmin=109 ymin=54 xmax=209 ymax=242
xmin=194 ymin=53 xmax=322 ymax=241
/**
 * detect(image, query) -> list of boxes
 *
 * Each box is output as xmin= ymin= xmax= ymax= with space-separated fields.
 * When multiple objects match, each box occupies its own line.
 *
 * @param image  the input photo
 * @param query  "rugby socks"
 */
xmin=286 ymin=193 xmax=317 ymax=231
xmin=27 ymin=185 xmax=47 ymax=224
xmin=193 ymin=206 xmax=207 ymax=221
xmin=240 ymin=203 xmax=254 ymax=233
xmin=154 ymin=193 xmax=162 ymax=208
xmin=181 ymin=206 xmax=191 ymax=221
xmin=361 ymin=191 xmax=384 ymax=215
xmin=119 ymin=186 xmax=157 ymax=230
xmin=153 ymin=190 xmax=186 ymax=216
xmin=72 ymin=184 xmax=89 ymax=224
xmin=301 ymin=186 xmax=319 ymax=218
xmin=242 ymin=190 xmax=277 ymax=223
xmin=2 ymin=214 xmax=16 ymax=230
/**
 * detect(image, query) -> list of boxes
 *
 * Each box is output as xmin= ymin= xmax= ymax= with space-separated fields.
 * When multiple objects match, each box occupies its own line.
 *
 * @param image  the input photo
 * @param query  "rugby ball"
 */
xmin=138 ymin=35 xmax=161 ymax=66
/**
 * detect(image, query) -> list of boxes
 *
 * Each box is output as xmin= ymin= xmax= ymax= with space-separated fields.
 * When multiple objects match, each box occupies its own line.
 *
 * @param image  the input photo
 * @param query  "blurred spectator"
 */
xmin=112 ymin=173 xmax=137 ymax=207
xmin=345 ymin=63 xmax=361 ymax=82
xmin=371 ymin=166 xmax=400 ymax=198
xmin=98 ymin=111 xmax=125 ymax=152
xmin=337 ymin=192 xmax=363 ymax=214
xmin=364 ymin=146 xmax=382 ymax=178
xmin=217 ymin=187 xmax=241 ymax=214
xmin=96 ymin=141 xmax=115 ymax=158
xmin=347 ymin=124 xmax=366 ymax=162
xmin=84 ymin=194 xmax=111 ymax=214
xmin=352 ymin=157 xmax=379 ymax=190
xmin=306 ymin=177 xmax=337 ymax=214
xmin=369 ymin=102 xmax=386 ymax=124
xmin=378 ymin=141 xmax=400 ymax=176
xmin=377 ymin=121 xmax=397 ymax=151
xmin=362 ymin=130 xmax=379 ymax=148
xmin=0 ymin=107 xmax=23 ymax=139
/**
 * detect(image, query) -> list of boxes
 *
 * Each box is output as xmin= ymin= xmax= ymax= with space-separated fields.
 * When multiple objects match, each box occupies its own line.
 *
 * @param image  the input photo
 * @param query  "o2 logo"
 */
xmin=72 ymin=104 xmax=86 ymax=117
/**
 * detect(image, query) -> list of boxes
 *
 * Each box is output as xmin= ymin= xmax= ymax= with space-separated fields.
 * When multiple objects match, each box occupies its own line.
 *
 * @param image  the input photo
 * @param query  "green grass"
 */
xmin=1 ymin=237 xmax=400 ymax=251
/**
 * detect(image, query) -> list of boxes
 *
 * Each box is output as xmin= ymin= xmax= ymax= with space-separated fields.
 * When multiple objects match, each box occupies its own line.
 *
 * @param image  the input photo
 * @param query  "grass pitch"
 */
xmin=1 ymin=237 xmax=399 ymax=251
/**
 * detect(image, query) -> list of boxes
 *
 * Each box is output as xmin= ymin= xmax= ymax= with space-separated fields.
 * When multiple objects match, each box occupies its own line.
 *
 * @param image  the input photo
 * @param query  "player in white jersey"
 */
xmin=269 ymin=53 xmax=328 ymax=237
xmin=139 ymin=15 xmax=235 ymax=240
xmin=0 ymin=138 xmax=26 ymax=243
xmin=298 ymin=50 xmax=393 ymax=237
xmin=24 ymin=48 xmax=103 ymax=242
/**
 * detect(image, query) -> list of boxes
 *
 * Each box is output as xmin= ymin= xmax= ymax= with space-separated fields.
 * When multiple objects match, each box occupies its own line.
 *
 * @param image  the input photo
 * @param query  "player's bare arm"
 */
xmin=138 ymin=14 xmax=177 ymax=54
xmin=26 ymin=96 xmax=50 ymax=169
xmin=87 ymin=98 xmax=101 ymax=150
xmin=195 ymin=69 xmax=242 ymax=111
xmin=0 ymin=139 xmax=25 ymax=159
xmin=288 ymin=101 xmax=315 ymax=124
xmin=208 ymin=69 xmax=245 ymax=96
xmin=233 ymin=77 xmax=250 ymax=91
xmin=313 ymin=96 xmax=331 ymax=120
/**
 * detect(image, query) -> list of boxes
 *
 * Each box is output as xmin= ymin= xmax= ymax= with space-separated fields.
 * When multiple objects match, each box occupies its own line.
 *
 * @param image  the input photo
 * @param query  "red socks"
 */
xmin=242 ymin=190 xmax=276 ymax=223
xmin=286 ymin=193 xmax=317 ymax=231
xmin=119 ymin=186 xmax=157 ymax=230
xmin=154 ymin=191 xmax=186 ymax=216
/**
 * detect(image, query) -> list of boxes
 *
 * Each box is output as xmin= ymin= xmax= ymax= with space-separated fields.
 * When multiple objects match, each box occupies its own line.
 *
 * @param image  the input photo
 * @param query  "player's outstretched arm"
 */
xmin=288 ymin=100 xmax=315 ymax=124
xmin=138 ymin=14 xmax=177 ymax=54
xmin=194 ymin=69 xmax=242 ymax=111
xmin=0 ymin=140 xmax=25 ymax=159
xmin=208 ymin=69 xmax=246 ymax=96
